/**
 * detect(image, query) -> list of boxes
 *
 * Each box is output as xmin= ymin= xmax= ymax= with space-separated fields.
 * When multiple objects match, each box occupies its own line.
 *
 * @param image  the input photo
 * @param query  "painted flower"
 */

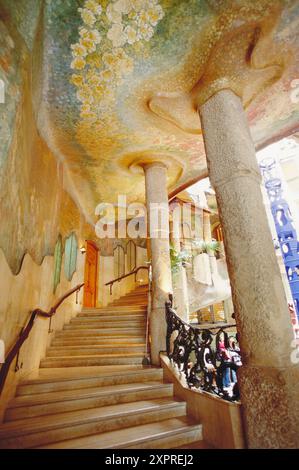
xmin=137 ymin=9 xmax=149 ymax=25
xmin=86 ymin=72 xmax=102 ymax=87
xmin=80 ymin=105 xmax=97 ymax=121
xmin=147 ymin=5 xmax=164 ymax=26
xmin=79 ymin=8 xmax=96 ymax=26
xmin=130 ymin=0 xmax=148 ymax=12
xmin=124 ymin=25 xmax=138 ymax=44
xmin=121 ymin=56 xmax=134 ymax=75
xmin=76 ymin=85 xmax=94 ymax=103
xmin=113 ymin=0 xmax=132 ymax=15
xmin=80 ymin=37 xmax=97 ymax=53
xmin=86 ymin=53 xmax=102 ymax=68
xmin=106 ymin=3 xmax=122 ymax=23
xmin=139 ymin=23 xmax=154 ymax=41
xmin=99 ymin=69 xmax=114 ymax=82
xmin=70 ymin=74 xmax=84 ymax=87
xmin=71 ymin=43 xmax=87 ymax=57
xmin=107 ymin=23 xmax=127 ymax=47
xmin=71 ymin=56 xmax=86 ymax=70
xmin=79 ymin=28 xmax=102 ymax=44
xmin=84 ymin=0 xmax=102 ymax=16
xmin=102 ymin=51 xmax=120 ymax=68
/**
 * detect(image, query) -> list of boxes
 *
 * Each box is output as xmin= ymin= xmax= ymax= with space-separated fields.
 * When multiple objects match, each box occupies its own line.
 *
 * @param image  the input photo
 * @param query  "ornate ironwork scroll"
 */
xmin=165 ymin=297 xmax=241 ymax=402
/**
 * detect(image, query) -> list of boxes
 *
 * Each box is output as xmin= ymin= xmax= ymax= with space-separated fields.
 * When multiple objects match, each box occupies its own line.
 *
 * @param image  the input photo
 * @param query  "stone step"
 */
xmin=82 ymin=306 xmax=147 ymax=313
xmin=36 ymin=417 xmax=203 ymax=449
xmin=60 ymin=325 xmax=145 ymax=337
xmin=17 ymin=368 xmax=163 ymax=396
xmin=40 ymin=353 xmax=145 ymax=368
xmin=70 ymin=316 xmax=146 ymax=325
xmin=51 ymin=337 xmax=145 ymax=347
xmin=63 ymin=323 xmax=145 ymax=330
xmin=46 ymin=345 xmax=145 ymax=357
xmin=5 ymin=382 xmax=173 ymax=421
xmin=75 ymin=310 xmax=146 ymax=321
xmin=59 ymin=327 xmax=145 ymax=336
xmin=0 ymin=399 xmax=185 ymax=449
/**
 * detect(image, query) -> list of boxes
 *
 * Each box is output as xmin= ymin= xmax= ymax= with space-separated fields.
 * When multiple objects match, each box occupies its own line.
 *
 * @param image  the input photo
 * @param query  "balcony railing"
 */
xmin=165 ymin=295 xmax=241 ymax=401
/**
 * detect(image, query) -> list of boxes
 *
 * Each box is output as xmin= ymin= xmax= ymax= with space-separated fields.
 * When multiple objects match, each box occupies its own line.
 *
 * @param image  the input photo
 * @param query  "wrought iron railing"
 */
xmin=165 ymin=296 xmax=241 ymax=402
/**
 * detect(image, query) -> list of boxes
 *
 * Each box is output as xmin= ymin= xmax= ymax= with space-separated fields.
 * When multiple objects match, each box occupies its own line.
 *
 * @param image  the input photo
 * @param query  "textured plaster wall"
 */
xmin=0 ymin=248 xmax=85 ymax=422
xmin=0 ymin=2 xmax=96 ymax=419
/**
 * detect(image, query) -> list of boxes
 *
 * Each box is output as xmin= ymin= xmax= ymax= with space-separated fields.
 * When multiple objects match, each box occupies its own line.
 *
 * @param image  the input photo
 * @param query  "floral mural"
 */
xmin=70 ymin=0 xmax=165 ymax=121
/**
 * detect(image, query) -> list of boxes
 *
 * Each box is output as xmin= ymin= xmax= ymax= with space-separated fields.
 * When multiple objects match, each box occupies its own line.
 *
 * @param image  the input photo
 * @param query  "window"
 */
xmin=126 ymin=240 xmax=136 ymax=272
xmin=53 ymin=235 xmax=62 ymax=293
xmin=64 ymin=233 xmax=78 ymax=281
xmin=114 ymin=245 xmax=125 ymax=279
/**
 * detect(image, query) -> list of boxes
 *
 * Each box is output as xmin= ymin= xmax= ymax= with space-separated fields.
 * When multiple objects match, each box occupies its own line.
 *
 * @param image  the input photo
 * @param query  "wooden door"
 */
xmin=83 ymin=241 xmax=98 ymax=308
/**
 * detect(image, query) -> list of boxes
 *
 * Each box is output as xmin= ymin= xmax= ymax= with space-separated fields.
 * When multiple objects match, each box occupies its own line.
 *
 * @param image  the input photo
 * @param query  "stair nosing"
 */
xmin=0 ymin=399 xmax=185 ymax=440
xmin=8 ymin=382 xmax=173 ymax=409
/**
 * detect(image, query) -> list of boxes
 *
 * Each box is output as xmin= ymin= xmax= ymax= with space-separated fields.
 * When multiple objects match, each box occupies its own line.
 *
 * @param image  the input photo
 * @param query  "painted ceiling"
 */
xmin=2 ymin=0 xmax=299 ymax=226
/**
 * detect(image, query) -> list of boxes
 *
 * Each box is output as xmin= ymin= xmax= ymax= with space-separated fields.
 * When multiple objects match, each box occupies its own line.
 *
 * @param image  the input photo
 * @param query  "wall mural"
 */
xmin=1 ymin=0 xmax=299 ymax=273
xmin=70 ymin=0 xmax=165 ymax=122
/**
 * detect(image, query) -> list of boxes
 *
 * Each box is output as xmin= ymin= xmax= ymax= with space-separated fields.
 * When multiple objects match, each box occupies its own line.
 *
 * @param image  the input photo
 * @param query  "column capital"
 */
xmin=143 ymin=161 xmax=168 ymax=172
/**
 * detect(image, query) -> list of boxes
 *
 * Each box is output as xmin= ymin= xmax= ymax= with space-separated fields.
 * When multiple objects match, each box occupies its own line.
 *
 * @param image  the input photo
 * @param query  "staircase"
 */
xmin=0 ymin=285 xmax=203 ymax=449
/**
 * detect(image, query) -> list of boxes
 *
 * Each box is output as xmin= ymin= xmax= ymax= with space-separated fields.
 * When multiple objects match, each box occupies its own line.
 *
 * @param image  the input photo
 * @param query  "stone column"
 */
xmin=199 ymin=89 xmax=299 ymax=448
xmin=170 ymin=207 xmax=189 ymax=321
xmin=144 ymin=162 xmax=173 ymax=365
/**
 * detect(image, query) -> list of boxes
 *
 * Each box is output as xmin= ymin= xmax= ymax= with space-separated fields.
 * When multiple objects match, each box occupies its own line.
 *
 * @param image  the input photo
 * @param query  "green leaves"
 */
xmin=170 ymin=244 xmax=192 ymax=274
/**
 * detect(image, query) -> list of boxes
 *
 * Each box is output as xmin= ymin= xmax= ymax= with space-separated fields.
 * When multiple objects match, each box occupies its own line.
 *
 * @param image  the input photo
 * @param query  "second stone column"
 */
xmin=144 ymin=162 xmax=173 ymax=365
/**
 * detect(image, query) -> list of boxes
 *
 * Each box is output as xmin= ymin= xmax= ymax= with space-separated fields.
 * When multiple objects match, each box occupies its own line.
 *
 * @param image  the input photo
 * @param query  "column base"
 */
xmin=238 ymin=364 xmax=299 ymax=448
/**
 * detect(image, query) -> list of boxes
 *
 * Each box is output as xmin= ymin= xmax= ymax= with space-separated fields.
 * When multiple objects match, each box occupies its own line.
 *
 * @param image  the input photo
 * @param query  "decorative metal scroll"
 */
xmin=165 ymin=297 xmax=240 ymax=402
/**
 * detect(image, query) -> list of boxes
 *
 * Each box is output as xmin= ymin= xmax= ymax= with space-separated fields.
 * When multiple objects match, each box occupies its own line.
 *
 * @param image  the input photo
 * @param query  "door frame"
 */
xmin=83 ymin=240 xmax=99 ymax=308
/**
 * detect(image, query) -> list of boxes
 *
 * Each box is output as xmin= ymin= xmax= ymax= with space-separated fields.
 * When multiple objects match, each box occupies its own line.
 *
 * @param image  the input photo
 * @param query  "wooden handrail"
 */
xmin=105 ymin=265 xmax=149 ymax=295
xmin=0 ymin=283 xmax=84 ymax=395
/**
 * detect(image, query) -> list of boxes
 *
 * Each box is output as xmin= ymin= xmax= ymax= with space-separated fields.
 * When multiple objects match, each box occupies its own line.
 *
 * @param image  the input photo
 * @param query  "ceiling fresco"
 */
xmin=1 ymin=0 xmax=299 ymax=228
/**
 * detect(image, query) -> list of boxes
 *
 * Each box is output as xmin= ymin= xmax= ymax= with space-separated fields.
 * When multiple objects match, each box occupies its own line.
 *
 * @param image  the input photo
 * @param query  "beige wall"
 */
xmin=0 ymin=248 xmax=85 ymax=422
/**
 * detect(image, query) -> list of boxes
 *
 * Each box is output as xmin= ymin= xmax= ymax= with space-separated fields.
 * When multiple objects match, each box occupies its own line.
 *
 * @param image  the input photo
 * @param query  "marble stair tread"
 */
xmin=82 ymin=306 xmax=147 ymax=312
xmin=17 ymin=368 xmax=163 ymax=395
xmin=59 ymin=328 xmax=146 ymax=335
xmin=56 ymin=330 xmax=145 ymax=337
xmin=36 ymin=417 xmax=202 ymax=449
xmin=5 ymin=382 xmax=173 ymax=421
xmin=37 ymin=364 xmax=154 ymax=380
xmin=77 ymin=312 xmax=146 ymax=318
xmin=0 ymin=398 xmax=185 ymax=441
xmin=67 ymin=321 xmax=146 ymax=328
xmin=51 ymin=337 xmax=145 ymax=346
xmin=40 ymin=354 xmax=146 ymax=368
xmin=46 ymin=345 xmax=145 ymax=356
xmin=72 ymin=313 xmax=146 ymax=320
xmin=8 ymin=381 xmax=172 ymax=408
